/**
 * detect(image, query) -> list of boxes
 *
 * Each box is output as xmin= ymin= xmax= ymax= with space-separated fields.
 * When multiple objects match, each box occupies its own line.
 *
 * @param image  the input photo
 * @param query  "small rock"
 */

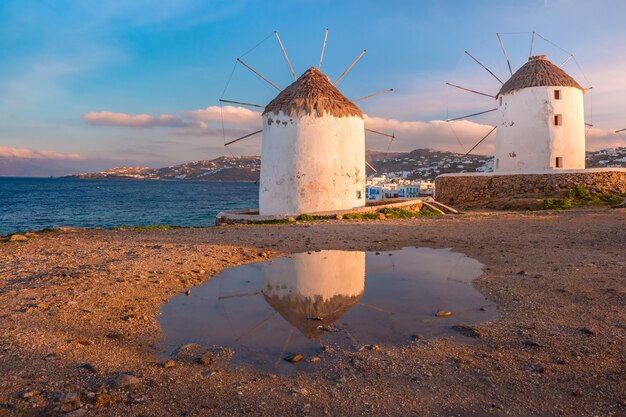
xmin=532 ymin=364 xmax=550 ymax=374
xmin=319 ymin=346 xmax=332 ymax=353
xmin=213 ymin=347 xmax=234 ymax=358
xmin=185 ymin=290 xmax=191 ymax=296
xmin=291 ymin=387 xmax=309 ymax=396
xmin=197 ymin=352 xmax=213 ymax=366
xmin=318 ymin=325 xmax=339 ymax=332
xmin=22 ymin=390 xmax=39 ymax=399
xmin=112 ymin=373 xmax=140 ymax=389
xmin=92 ymin=394 xmax=117 ymax=408
xmin=201 ymin=370 xmax=220 ymax=378
xmin=335 ymin=214 xmax=343 ymax=220
xmin=435 ymin=310 xmax=453 ymax=318
xmin=452 ymin=325 xmax=484 ymax=338
xmin=78 ymin=363 xmax=98 ymax=373
xmin=163 ymin=360 xmax=175 ymax=368
xmin=59 ymin=391 xmax=80 ymax=404
xmin=524 ymin=340 xmax=545 ymax=348
xmin=516 ymin=270 xmax=527 ymax=276
xmin=9 ymin=234 xmax=28 ymax=242
xmin=287 ymin=217 xmax=296 ymax=223
xmin=410 ymin=334 xmax=423 ymax=341
xmin=70 ymin=338 xmax=93 ymax=346
xmin=580 ymin=327 xmax=596 ymax=336
xmin=44 ymin=353 xmax=60 ymax=361
xmin=65 ymin=409 xmax=87 ymax=417
xmin=377 ymin=213 xmax=386 ymax=220
xmin=307 ymin=357 xmax=321 ymax=363
xmin=284 ymin=354 xmax=303 ymax=363
xmin=364 ymin=344 xmax=382 ymax=351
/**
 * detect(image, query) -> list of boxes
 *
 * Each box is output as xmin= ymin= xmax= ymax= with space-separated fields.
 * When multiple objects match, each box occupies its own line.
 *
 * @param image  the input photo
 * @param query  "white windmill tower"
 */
xmin=260 ymin=67 xmax=366 ymax=215
xmin=446 ymin=32 xmax=592 ymax=173
xmin=219 ymin=30 xmax=394 ymax=216
xmin=494 ymin=55 xmax=585 ymax=172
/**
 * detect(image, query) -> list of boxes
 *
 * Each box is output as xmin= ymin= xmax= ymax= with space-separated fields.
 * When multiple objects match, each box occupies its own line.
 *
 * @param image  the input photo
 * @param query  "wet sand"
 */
xmin=1 ymin=209 xmax=624 ymax=416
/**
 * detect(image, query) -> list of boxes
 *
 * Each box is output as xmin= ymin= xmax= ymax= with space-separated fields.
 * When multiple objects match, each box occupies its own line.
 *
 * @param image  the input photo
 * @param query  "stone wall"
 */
xmin=435 ymin=170 xmax=626 ymax=206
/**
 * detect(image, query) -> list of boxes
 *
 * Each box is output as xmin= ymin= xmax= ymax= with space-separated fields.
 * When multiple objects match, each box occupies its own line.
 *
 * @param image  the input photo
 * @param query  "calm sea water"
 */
xmin=0 ymin=177 xmax=258 ymax=235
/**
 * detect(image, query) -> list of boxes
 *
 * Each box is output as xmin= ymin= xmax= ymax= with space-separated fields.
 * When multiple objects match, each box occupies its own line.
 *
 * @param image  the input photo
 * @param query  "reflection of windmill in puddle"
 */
xmin=219 ymin=30 xmax=394 ymax=215
xmin=221 ymin=251 xmax=374 ymax=363
xmin=261 ymin=251 xmax=365 ymax=339
xmin=447 ymin=32 xmax=593 ymax=171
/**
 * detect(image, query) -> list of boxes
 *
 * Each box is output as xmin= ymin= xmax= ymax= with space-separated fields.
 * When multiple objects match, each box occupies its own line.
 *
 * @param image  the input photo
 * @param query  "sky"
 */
xmin=1 ymin=0 xmax=625 ymax=170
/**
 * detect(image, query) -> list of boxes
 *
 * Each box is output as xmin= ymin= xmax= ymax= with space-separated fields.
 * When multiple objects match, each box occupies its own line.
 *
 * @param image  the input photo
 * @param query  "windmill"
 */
xmin=219 ymin=30 xmax=394 ymax=215
xmin=446 ymin=32 xmax=593 ymax=172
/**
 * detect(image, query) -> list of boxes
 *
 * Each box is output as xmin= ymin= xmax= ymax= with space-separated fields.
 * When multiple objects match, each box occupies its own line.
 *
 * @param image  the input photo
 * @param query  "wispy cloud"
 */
xmin=83 ymin=111 xmax=204 ymax=129
xmin=82 ymin=106 xmax=261 ymax=132
xmin=187 ymin=106 xmax=261 ymax=126
xmin=0 ymin=146 xmax=83 ymax=160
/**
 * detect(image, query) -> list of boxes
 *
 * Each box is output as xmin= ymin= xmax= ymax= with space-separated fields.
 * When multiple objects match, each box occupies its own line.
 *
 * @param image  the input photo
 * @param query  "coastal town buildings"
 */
xmin=365 ymin=175 xmax=434 ymax=201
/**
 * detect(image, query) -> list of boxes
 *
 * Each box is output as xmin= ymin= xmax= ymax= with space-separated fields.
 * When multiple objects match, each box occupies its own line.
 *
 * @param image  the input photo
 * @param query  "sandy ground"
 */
xmin=0 ymin=209 xmax=624 ymax=417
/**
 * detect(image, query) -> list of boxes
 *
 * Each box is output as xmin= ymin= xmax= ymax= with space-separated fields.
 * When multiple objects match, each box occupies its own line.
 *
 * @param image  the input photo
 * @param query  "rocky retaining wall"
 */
xmin=435 ymin=170 xmax=626 ymax=205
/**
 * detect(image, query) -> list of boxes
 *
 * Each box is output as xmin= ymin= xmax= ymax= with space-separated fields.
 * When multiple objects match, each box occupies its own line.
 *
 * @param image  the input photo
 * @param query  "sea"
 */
xmin=0 ymin=177 xmax=258 ymax=236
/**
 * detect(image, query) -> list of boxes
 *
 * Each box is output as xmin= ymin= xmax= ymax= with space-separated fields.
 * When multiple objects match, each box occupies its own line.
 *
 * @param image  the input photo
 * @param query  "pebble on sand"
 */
xmin=435 ymin=310 xmax=453 ymax=317
xmin=284 ymin=354 xmax=303 ymax=363
xmin=112 ymin=373 xmax=141 ymax=389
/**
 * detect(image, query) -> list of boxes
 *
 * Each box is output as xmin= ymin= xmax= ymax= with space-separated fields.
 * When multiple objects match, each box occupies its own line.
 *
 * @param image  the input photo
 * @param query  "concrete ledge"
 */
xmin=216 ymin=199 xmax=430 ymax=225
xmin=434 ymin=169 xmax=626 ymax=206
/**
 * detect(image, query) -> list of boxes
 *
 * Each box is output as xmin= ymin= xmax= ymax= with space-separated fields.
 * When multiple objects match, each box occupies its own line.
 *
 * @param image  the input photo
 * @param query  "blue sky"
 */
xmin=1 ymin=0 xmax=625 ymax=168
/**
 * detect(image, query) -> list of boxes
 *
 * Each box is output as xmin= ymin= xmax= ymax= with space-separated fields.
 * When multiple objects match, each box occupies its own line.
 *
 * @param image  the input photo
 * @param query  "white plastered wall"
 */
xmin=259 ymin=111 xmax=365 ymax=215
xmin=261 ymin=251 xmax=365 ymax=300
xmin=494 ymin=86 xmax=585 ymax=172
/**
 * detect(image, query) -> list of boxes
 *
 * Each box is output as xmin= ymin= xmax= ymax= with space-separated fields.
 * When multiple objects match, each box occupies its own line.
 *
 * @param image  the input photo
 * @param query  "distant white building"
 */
xmin=365 ymin=176 xmax=434 ymax=201
xmin=495 ymin=55 xmax=585 ymax=172
xmin=259 ymin=67 xmax=365 ymax=215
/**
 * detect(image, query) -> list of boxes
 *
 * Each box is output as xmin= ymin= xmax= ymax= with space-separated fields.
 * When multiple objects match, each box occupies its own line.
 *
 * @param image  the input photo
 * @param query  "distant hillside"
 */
xmin=66 ymin=156 xmax=261 ymax=182
xmin=62 ymin=148 xmax=626 ymax=182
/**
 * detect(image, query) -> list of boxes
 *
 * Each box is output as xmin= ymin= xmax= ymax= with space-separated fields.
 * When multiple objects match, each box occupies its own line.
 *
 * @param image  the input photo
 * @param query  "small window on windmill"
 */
xmin=495 ymin=158 xmax=499 ymax=169
xmin=357 ymin=190 xmax=362 ymax=199
xmin=554 ymin=114 xmax=563 ymax=126
xmin=555 ymin=157 xmax=563 ymax=168
xmin=554 ymin=90 xmax=561 ymax=100
xmin=499 ymin=96 xmax=503 ymax=106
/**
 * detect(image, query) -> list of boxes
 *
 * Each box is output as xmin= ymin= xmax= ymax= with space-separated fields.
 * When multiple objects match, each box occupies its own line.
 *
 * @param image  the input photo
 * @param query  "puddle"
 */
xmin=159 ymin=247 xmax=497 ymax=372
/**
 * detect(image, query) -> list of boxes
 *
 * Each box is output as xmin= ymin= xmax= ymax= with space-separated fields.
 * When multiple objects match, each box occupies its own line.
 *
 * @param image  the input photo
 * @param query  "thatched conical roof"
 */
xmin=497 ymin=55 xmax=583 ymax=97
xmin=262 ymin=291 xmax=362 ymax=339
xmin=263 ymin=67 xmax=363 ymax=118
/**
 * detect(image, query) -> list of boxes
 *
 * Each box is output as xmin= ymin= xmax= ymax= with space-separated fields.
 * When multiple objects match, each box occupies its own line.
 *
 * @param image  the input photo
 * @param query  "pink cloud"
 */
xmin=187 ymin=106 xmax=261 ymax=126
xmin=83 ymin=106 xmax=261 ymax=131
xmin=82 ymin=111 xmax=205 ymax=128
xmin=0 ymin=146 xmax=83 ymax=160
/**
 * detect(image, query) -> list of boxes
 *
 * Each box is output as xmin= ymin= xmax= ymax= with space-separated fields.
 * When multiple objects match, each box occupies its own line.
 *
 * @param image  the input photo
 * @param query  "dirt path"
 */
xmin=1 ymin=209 xmax=624 ymax=416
